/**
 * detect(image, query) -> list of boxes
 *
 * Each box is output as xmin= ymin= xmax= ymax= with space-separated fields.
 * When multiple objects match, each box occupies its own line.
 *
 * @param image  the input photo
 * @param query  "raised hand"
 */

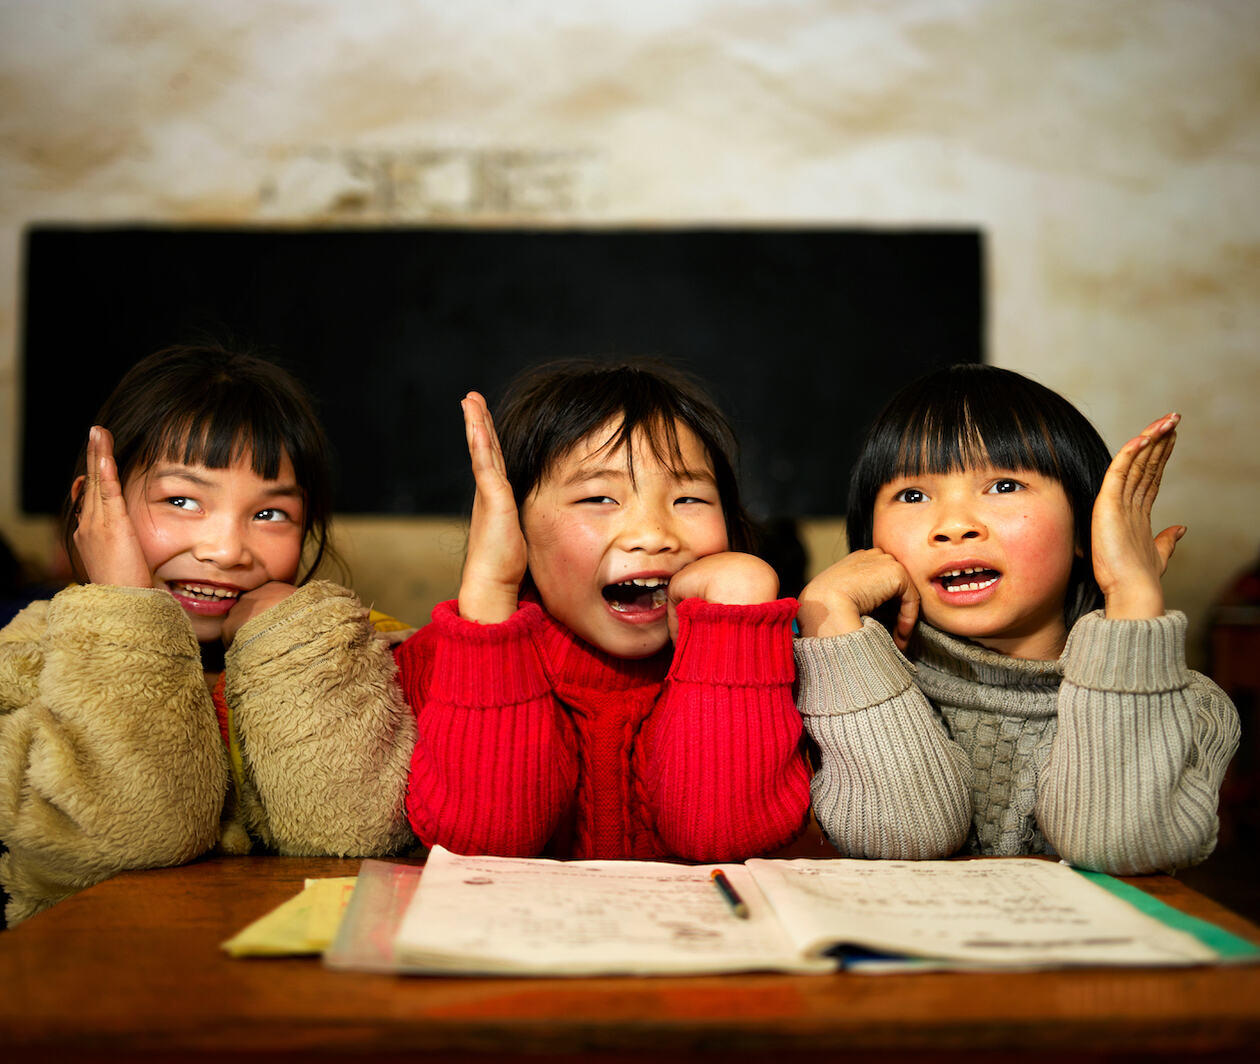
xmin=1091 ymin=413 xmax=1184 ymax=620
xmin=666 ymin=551 xmax=779 ymax=642
xmin=797 ymin=548 xmax=920 ymax=649
xmin=72 ymin=426 xmax=153 ymax=589
xmin=457 ymin=392 xmax=528 ymax=624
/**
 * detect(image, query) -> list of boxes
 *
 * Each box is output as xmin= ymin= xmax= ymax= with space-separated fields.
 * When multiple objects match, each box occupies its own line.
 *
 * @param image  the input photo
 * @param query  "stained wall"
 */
xmin=1 ymin=1 xmax=1257 ymax=656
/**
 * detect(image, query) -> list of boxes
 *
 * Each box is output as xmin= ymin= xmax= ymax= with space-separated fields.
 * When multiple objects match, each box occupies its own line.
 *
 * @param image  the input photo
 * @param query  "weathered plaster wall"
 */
xmin=2 ymin=0 xmax=1257 ymax=656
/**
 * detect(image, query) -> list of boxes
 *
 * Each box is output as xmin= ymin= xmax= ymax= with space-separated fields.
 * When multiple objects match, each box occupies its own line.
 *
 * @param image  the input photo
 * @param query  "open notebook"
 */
xmin=324 ymin=846 xmax=1258 ymax=976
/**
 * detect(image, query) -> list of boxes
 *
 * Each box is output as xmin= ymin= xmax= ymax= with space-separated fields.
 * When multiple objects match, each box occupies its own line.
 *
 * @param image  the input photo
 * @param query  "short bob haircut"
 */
xmin=493 ymin=357 xmax=755 ymax=554
xmin=846 ymin=363 xmax=1112 ymax=628
xmin=63 ymin=343 xmax=337 ymax=584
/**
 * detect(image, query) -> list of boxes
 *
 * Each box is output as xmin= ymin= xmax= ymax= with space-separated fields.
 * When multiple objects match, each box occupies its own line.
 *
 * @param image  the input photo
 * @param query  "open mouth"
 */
xmin=937 ymin=567 xmax=1000 ymax=593
xmin=601 ymin=577 xmax=670 ymax=614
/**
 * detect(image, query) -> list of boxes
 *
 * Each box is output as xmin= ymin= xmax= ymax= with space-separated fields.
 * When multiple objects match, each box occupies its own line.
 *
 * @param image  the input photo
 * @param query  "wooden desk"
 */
xmin=3 ymin=855 xmax=1259 ymax=1063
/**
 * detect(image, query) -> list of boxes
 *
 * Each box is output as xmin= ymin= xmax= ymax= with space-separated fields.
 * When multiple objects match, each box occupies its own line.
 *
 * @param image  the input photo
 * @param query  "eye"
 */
xmin=892 ymin=487 xmax=928 ymax=504
xmin=254 ymin=507 xmax=293 ymax=523
xmin=577 ymin=496 xmax=616 ymax=505
xmin=165 ymin=496 xmax=199 ymax=511
xmin=675 ymin=495 xmax=712 ymax=506
xmin=986 ymin=478 xmax=1025 ymax=495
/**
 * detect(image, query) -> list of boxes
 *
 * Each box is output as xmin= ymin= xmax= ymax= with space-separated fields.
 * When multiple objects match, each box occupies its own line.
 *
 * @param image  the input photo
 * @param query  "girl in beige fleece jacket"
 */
xmin=1 ymin=345 xmax=415 ymax=926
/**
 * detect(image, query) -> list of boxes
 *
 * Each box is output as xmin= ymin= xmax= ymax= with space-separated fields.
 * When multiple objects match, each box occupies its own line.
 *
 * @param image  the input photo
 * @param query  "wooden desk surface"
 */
xmin=3 ymin=854 xmax=1259 ymax=1063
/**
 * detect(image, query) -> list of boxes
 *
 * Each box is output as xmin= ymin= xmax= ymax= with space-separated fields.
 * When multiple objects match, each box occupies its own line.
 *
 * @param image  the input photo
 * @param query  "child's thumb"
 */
xmin=1154 ymin=525 xmax=1186 ymax=571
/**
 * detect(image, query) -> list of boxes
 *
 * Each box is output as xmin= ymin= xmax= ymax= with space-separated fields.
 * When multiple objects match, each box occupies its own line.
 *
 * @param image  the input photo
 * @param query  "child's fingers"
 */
xmin=892 ymin=586 xmax=920 ymax=652
xmin=1133 ymin=429 xmax=1176 ymax=513
xmin=1101 ymin=413 xmax=1178 ymax=509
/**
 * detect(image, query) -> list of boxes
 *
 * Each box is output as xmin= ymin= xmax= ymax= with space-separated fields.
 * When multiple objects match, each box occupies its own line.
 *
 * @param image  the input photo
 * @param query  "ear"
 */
xmin=71 ymin=475 xmax=87 ymax=503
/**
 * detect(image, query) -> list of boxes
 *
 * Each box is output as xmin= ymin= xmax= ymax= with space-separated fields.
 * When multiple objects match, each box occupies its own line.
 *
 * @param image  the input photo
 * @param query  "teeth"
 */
xmin=944 ymin=576 xmax=998 ymax=593
xmin=941 ymin=567 xmax=987 ymax=578
xmin=608 ymin=585 xmax=669 ymax=613
xmin=619 ymin=577 xmax=669 ymax=588
xmin=172 ymin=582 xmax=240 ymax=601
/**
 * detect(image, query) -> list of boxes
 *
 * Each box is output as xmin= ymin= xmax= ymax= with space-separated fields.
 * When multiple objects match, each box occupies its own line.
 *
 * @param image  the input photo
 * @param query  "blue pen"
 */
xmin=710 ymin=868 xmax=749 ymax=919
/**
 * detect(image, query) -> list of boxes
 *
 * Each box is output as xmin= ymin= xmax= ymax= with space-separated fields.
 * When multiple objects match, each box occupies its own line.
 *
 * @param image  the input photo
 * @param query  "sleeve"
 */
xmin=794 ymin=618 xmax=973 ymax=859
xmin=1039 ymin=610 xmax=1241 ymax=874
xmin=0 ymin=586 xmax=225 ymax=925
xmin=224 ymin=580 xmax=417 ymax=857
xmin=639 ymin=598 xmax=812 ymax=861
xmin=395 ymin=600 xmax=578 ymax=856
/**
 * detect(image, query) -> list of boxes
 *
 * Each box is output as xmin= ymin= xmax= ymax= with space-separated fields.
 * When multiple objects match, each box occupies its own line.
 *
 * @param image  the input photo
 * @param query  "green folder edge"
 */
xmin=1077 ymin=868 xmax=1260 ymax=961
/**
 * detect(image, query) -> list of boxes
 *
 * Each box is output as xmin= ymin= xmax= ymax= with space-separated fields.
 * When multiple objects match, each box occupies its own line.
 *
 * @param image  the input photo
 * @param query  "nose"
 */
xmin=615 ymin=499 xmax=680 ymax=555
xmin=931 ymin=499 xmax=986 ymax=544
xmin=193 ymin=518 xmax=253 ymax=569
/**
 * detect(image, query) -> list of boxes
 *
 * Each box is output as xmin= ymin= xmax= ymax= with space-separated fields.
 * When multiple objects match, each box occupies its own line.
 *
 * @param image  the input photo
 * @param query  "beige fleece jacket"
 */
xmin=1 ymin=580 xmax=416 ymax=926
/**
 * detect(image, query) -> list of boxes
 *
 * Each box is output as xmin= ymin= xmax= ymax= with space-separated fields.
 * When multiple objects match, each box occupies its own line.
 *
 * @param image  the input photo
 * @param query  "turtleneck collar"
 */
xmin=535 ymin=605 xmax=672 ymax=692
xmin=913 ymin=621 xmax=1063 ymax=693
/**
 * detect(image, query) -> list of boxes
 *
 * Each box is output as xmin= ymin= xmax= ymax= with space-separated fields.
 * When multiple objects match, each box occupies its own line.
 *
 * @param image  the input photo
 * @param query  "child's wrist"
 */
xmin=796 ymin=596 xmax=864 ymax=639
xmin=457 ymin=579 xmax=520 ymax=624
xmin=1103 ymin=585 xmax=1165 ymax=620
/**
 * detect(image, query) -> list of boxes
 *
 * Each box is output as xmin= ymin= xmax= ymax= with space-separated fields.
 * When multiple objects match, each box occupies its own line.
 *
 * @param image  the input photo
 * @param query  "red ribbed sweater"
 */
xmin=396 ymin=596 xmax=810 ymax=861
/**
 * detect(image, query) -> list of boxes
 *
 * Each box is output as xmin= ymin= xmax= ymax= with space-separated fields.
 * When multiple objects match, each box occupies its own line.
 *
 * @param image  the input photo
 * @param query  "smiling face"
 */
xmin=521 ymin=420 xmax=729 ymax=659
xmin=123 ymin=452 xmax=306 ymax=643
xmin=872 ymin=465 xmax=1077 ymax=659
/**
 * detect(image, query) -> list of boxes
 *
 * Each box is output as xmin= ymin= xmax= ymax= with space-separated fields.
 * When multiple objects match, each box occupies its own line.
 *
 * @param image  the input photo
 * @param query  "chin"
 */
xmin=586 ymin=624 xmax=669 ymax=660
xmin=188 ymin=617 xmax=226 ymax=645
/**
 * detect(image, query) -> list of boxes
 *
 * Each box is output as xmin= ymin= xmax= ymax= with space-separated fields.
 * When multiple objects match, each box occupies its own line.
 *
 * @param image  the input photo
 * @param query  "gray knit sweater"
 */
xmin=794 ymin=611 xmax=1239 ymax=874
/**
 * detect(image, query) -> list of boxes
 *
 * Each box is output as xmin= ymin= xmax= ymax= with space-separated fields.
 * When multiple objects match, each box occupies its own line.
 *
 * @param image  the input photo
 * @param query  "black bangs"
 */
xmin=495 ymin=358 xmax=755 ymax=553
xmin=846 ymin=364 xmax=1112 ymax=628
xmin=885 ymin=381 xmax=1068 ymax=484
xmin=145 ymin=389 xmax=296 ymax=482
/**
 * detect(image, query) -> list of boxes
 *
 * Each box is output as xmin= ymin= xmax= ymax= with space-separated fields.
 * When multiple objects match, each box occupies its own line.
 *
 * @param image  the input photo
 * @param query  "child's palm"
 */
xmin=73 ymin=426 xmax=152 ymax=589
xmin=1092 ymin=414 xmax=1184 ymax=619
xmin=458 ymin=392 xmax=528 ymax=623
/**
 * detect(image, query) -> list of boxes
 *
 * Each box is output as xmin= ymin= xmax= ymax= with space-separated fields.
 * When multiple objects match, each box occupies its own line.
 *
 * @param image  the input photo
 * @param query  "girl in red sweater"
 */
xmin=396 ymin=360 xmax=810 ymax=861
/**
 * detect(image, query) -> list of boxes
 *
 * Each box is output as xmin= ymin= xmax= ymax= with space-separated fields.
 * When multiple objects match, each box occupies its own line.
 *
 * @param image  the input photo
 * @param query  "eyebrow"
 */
xmin=148 ymin=467 xmax=304 ymax=498
xmin=560 ymin=465 xmax=717 ymax=488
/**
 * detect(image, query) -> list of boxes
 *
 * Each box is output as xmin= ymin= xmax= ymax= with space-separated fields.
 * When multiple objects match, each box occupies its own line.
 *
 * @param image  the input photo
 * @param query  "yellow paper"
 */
xmin=222 ymin=876 xmax=358 ymax=957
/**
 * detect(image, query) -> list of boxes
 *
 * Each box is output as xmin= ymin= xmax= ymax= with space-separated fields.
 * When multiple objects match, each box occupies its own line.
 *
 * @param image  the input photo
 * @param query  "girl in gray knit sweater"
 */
xmin=795 ymin=365 xmax=1239 ymax=874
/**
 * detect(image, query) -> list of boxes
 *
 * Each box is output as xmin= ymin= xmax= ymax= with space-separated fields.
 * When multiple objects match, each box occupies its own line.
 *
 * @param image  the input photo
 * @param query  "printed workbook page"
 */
xmin=746 ymin=857 xmax=1220 ymax=969
xmin=392 ymin=847 xmax=836 ymax=976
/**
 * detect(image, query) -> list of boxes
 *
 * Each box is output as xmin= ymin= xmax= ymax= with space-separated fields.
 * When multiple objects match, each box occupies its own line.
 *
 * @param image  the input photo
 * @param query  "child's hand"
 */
xmin=797 ymin=549 xmax=919 ymax=649
xmin=1092 ymin=413 xmax=1185 ymax=620
xmin=221 ymin=581 xmax=298 ymax=647
xmin=666 ymin=552 xmax=779 ymax=642
xmin=72 ymin=426 xmax=153 ymax=589
xmin=457 ymin=392 xmax=528 ymax=624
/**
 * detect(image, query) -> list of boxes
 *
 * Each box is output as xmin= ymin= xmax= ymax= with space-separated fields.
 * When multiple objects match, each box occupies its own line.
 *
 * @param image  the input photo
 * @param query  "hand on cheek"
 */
xmin=73 ymin=426 xmax=153 ymax=589
xmin=666 ymin=552 xmax=779 ymax=642
xmin=221 ymin=580 xmax=298 ymax=647
xmin=797 ymin=549 xmax=919 ymax=649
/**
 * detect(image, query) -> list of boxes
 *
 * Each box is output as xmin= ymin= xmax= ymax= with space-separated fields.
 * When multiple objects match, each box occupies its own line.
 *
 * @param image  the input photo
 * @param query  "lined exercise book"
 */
xmin=325 ymin=847 xmax=1257 ymax=976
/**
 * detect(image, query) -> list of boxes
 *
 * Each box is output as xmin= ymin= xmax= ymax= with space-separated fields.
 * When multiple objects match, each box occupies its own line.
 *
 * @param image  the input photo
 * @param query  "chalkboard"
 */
xmin=20 ymin=226 xmax=983 ymax=517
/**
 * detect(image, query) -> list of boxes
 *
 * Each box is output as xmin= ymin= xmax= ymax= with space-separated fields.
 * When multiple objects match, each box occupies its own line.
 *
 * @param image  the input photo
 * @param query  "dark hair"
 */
xmin=493 ymin=358 xmax=755 ymax=553
xmin=847 ymin=363 xmax=1111 ymax=627
xmin=62 ymin=344 xmax=339 ymax=584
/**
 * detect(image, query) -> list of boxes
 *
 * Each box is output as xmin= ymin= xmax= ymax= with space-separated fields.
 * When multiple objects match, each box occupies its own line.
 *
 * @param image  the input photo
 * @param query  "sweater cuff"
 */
xmin=426 ymin=599 xmax=553 ymax=706
xmin=1062 ymin=609 xmax=1192 ymax=692
xmin=45 ymin=584 xmax=199 ymax=659
xmin=794 ymin=616 xmax=916 ymax=715
xmin=668 ymin=597 xmax=796 ymax=685
xmin=227 ymin=580 xmax=359 ymax=666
